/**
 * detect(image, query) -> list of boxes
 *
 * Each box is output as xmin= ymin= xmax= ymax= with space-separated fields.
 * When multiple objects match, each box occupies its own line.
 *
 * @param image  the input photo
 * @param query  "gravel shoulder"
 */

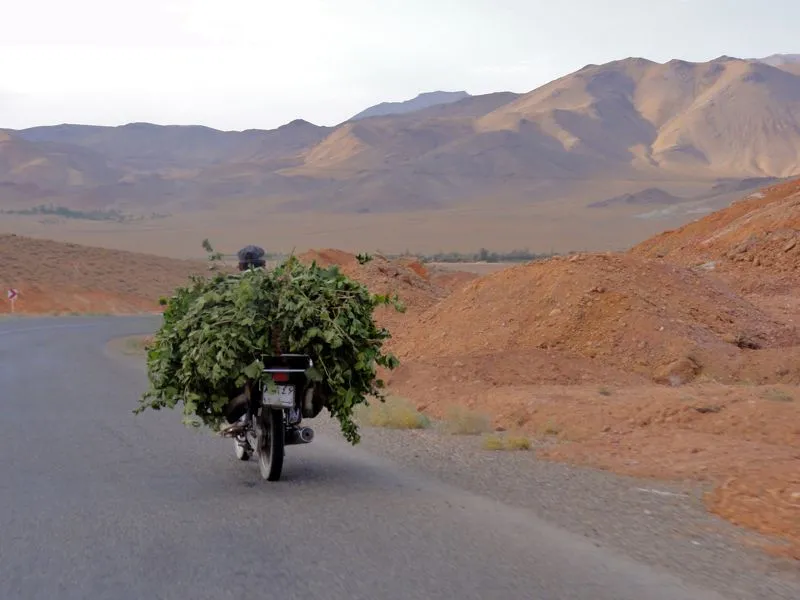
xmin=312 ymin=417 xmax=800 ymax=600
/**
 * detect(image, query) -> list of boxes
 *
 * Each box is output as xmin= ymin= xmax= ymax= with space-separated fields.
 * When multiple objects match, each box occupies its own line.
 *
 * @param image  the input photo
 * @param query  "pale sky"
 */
xmin=1 ymin=0 xmax=797 ymax=131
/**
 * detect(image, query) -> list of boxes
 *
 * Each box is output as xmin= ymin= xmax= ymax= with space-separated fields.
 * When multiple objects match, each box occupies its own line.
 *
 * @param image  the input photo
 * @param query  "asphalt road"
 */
xmin=0 ymin=316 xmax=733 ymax=600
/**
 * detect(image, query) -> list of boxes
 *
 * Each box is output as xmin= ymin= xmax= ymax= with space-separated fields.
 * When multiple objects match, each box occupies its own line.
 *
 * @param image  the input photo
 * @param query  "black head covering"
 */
xmin=237 ymin=245 xmax=266 ymax=270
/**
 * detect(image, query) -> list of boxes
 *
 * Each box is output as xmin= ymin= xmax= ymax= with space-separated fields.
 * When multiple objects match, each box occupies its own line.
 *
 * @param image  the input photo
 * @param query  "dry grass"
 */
xmin=537 ymin=420 xmax=563 ymax=438
xmin=505 ymin=434 xmax=533 ymax=450
xmin=481 ymin=434 xmax=506 ymax=450
xmin=482 ymin=432 xmax=532 ymax=451
xmin=441 ymin=406 xmax=492 ymax=435
xmin=355 ymin=396 xmax=431 ymax=430
xmin=760 ymin=387 xmax=794 ymax=403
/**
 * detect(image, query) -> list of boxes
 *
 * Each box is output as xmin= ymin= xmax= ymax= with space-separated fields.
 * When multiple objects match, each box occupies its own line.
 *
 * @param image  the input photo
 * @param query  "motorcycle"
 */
xmin=220 ymin=354 xmax=324 ymax=481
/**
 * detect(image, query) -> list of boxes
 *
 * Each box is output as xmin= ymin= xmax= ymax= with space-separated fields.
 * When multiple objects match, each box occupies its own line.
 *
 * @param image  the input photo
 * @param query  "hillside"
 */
xmin=475 ymin=57 xmax=800 ymax=179
xmin=0 ymin=130 xmax=121 ymax=208
xmin=2 ymin=55 xmax=800 ymax=221
xmin=630 ymin=176 xmax=800 ymax=296
xmin=390 ymin=252 xmax=800 ymax=385
xmin=0 ymin=234 xmax=208 ymax=314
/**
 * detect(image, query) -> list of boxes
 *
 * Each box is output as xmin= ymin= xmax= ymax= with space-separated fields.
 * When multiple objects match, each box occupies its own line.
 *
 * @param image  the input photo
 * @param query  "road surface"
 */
xmin=0 ymin=316 xmax=731 ymax=600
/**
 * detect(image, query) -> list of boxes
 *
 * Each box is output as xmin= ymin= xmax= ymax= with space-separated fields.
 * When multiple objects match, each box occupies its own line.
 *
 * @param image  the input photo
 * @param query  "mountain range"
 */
xmin=2 ymin=54 xmax=800 ymax=220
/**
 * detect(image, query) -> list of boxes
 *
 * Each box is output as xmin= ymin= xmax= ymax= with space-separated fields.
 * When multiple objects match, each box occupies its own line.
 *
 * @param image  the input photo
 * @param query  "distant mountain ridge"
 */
xmin=588 ymin=188 xmax=684 ymax=209
xmin=752 ymin=53 xmax=800 ymax=75
xmin=2 ymin=54 xmax=800 ymax=217
xmin=349 ymin=90 xmax=472 ymax=121
xmin=755 ymin=53 xmax=800 ymax=66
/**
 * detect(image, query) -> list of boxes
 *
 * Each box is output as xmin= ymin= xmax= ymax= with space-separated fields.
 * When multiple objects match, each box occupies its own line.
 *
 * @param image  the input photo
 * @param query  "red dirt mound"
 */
xmin=296 ymin=248 xmax=357 ymax=268
xmin=390 ymin=252 xmax=800 ymax=385
xmin=631 ymin=177 xmax=800 ymax=296
xmin=298 ymin=249 xmax=448 ymax=333
xmin=298 ymin=249 xmax=435 ymax=297
xmin=426 ymin=266 xmax=481 ymax=294
xmin=0 ymin=234 xmax=207 ymax=314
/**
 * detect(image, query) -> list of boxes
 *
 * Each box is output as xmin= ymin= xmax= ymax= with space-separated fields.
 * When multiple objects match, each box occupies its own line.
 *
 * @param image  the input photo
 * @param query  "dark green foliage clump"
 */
xmin=134 ymin=244 xmax=403 ymax=444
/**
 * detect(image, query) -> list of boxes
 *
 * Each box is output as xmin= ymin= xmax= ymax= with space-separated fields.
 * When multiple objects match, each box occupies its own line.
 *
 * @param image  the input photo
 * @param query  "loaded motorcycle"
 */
xmin=220 ymin=353 xmax=324 ymax=481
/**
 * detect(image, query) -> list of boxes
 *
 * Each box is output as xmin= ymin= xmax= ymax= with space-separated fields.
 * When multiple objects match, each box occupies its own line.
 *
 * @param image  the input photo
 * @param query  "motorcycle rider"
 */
xmin=220 ymin=244 xmax=268 ymax=437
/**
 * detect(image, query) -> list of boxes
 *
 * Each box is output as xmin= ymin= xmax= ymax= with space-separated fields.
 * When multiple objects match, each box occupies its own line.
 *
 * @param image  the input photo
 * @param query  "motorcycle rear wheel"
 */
xmin=257 ymin=408 xmax=285 ymax=481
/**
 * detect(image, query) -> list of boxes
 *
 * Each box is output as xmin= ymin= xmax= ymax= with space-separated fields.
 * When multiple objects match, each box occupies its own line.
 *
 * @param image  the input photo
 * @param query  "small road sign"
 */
xmin=7 ymin=289 xmax=19 ymax=312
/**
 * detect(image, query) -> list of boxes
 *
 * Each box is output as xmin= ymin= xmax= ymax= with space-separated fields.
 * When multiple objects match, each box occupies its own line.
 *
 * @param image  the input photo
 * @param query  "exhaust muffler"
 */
xmin=286 ymin=426 xmax=315 ymax=445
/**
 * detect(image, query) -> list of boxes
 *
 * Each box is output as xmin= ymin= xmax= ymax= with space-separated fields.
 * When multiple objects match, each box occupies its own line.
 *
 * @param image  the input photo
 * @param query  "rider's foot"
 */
xmin=219 ymin=417 xmax=248 ymax=437
xmin=236 ymin=435 xmax=253 ymax=453
xmin=219 ymin=425 xmax=242 ymax=437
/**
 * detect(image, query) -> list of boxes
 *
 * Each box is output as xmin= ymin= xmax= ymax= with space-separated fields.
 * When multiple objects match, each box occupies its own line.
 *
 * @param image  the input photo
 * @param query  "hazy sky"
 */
xmin=1 ymin=0 xmax=797 ymax=131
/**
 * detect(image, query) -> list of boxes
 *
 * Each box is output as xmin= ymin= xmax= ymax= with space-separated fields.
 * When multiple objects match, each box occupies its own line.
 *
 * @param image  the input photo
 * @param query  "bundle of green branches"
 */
xmin=134 ymin=243 xmax=403 ymax=444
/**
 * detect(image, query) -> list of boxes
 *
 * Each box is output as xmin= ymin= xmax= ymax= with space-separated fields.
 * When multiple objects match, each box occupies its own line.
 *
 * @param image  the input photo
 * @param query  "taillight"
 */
xmin=271 ymin=372 xmax=290 ymax=382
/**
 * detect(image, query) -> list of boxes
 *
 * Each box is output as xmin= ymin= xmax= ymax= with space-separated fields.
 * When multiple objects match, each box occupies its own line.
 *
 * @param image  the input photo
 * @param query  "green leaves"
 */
xmin=243 ymin=360 xmax=263 ymax=380
xmin=135 ymin=245 xmax=402 ymax=444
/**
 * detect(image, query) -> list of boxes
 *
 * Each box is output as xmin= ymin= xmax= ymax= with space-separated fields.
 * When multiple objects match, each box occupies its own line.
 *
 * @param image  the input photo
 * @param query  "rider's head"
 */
xmin=237 ymin=245 xmax=266 ymax=271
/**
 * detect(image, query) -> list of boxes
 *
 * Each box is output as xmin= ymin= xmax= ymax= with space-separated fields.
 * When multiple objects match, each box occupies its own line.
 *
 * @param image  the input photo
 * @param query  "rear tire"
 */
xmin=257 ymin=408 xmax=285 ymax=481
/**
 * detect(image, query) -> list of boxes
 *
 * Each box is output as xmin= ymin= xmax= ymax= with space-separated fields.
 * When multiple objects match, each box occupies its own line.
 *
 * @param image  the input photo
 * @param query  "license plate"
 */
xmin=262 ymin=385 xmax=295 ymax=408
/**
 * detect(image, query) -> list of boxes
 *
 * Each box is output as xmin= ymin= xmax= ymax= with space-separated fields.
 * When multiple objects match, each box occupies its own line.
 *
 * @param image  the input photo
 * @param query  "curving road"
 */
xmin=0 ymin=316 xmax=731 ymax=600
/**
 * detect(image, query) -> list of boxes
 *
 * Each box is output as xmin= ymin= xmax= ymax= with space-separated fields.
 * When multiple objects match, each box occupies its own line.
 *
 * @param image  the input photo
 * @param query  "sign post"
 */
xmin=7 ymin=288 xmax=19 ymax=313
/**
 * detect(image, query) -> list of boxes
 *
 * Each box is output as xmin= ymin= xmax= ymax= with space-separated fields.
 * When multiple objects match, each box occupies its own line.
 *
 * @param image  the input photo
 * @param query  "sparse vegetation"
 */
xmin=408 ymin=248 xmax=558 ymax=264
xmin=0 ymin=204 xmax=167 ymax=222
xmin=481 ymin=434 xmax=505 ymax=450
xmin=442 ymin=406 xmax=492 ymax=435
xmin=481 ymin=432 xmax=532 ymax=451
xmin=505 ymin=434 xmax=532 ymax=450
xmin=355 ymin=396 xmax=431 ymax=429
xmin=760 ymin=387 xmax=794 ymax=403
xmin=264 ymin=248 xmax=558 ymax=265
xmin=723 ymin=332 xmax=762 ymax=350
xmin=540 ymin=421 xmax=562 ymax=437
xmin=598 ymin=386 xmax=613 ymax=396
xmin=693 ymin=404 xmax=723 ymax=414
